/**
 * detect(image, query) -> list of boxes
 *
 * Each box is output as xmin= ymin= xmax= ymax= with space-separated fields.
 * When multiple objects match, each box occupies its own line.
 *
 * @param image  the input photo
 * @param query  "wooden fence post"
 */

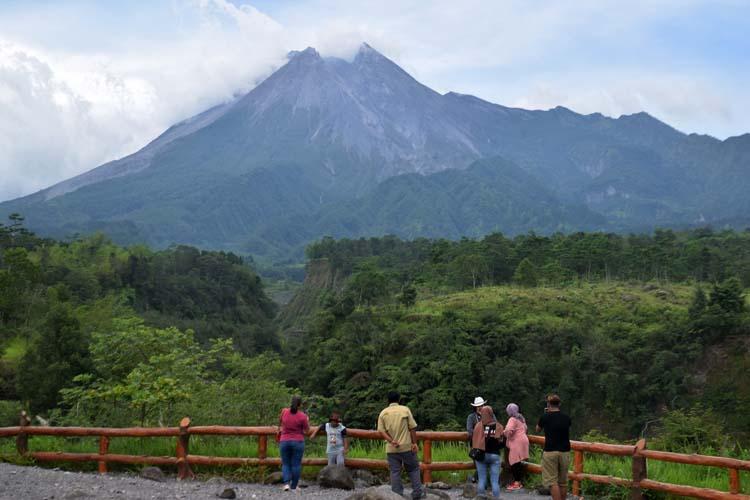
xmin=176 ymin=417 xmax=194 ymax=480
xmin=422 ymin=439 xmax=432 ymax=485
xmin=16 ymin=411 xmax=31 ymax=455
xmin=631 ymin=439 xmax=647 ymax=500
xmin=573 ymin=450 xmax=584 ymax=496
xmin=98 ymin=436 xmax=110 ymax=474
xmin=258 ymin=434 xmax=268 ymax=483
xmin=729 ymin=467 xmax=740 ymax=494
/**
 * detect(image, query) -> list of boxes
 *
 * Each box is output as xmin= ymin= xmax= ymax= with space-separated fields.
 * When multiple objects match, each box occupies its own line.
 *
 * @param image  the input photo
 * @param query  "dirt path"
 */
xmin=0 ymin=462 xmax=554 ymax=499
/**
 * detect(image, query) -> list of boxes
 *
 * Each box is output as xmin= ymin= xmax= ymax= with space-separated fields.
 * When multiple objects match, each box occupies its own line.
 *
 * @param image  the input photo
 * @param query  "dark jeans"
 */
xmin=387 ymin=451 xmax=423 ymax=499
xmin=280 ymin=440 xmax=305 ymax=489
xmin=468 ymin=441 xmax=478 ymax=482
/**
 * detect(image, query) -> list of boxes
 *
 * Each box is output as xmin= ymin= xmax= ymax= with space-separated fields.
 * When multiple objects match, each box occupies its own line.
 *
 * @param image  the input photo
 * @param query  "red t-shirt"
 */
xmin=280 ymin=408 xmax=309 ymax=442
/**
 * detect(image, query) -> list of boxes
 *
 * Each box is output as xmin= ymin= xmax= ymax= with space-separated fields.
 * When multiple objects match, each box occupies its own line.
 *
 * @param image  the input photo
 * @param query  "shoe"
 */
xmin=282 ymin=484 xmax=290 ymax=491
xmin=506 ymin=481 xmax=522 ymax=491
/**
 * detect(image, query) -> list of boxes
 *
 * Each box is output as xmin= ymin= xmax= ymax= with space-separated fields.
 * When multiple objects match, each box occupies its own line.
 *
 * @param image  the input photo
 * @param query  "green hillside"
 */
xmin=0 ymin=216 xmax=280 ymax=421
xmin=2 ymin=218 xmax=749 ymax=452
xmin=284 ymin=231 xmax=750 ymax=443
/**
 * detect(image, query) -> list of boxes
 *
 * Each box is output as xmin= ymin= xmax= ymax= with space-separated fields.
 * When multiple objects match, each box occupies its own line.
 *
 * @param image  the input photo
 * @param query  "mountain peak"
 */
xmin=354 ymin=42 xmax=390 ymax=64
xmin=287 ymin=46 xmax=321 ymax=61
xmin=357 ymin=42 xmax=375 ymax=54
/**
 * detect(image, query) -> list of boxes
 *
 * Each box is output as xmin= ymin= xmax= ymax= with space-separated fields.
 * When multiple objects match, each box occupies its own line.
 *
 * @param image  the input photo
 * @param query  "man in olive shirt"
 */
xmin=378 ymin=391 xmax=424 ymax=499
xmin=536 ymin=394 xmax=572 ymax=500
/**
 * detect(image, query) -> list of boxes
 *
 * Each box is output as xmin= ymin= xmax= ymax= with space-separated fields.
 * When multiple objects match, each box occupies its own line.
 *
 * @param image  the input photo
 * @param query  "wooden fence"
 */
xmin=1 ymin=412 xmax=749 ymax=499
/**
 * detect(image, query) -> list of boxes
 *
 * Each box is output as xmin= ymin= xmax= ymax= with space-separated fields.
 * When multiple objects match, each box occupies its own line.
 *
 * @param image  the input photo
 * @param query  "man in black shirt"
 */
xmin=536 ymin=394 xmax=571 ymax=500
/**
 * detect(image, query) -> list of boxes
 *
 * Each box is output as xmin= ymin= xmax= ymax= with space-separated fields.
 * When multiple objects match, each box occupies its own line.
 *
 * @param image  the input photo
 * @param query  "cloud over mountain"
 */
xmin=0 ymin=1 xmax=289 ymax=201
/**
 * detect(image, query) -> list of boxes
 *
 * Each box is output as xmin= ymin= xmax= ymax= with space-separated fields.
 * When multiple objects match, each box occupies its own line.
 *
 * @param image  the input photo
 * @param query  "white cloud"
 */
xmin=273 ymin=0 xmax=748 ymax=138
xmin=0 ymin=0 xmax=290 ymax=201
xmin=505 ymin=71 xmax=739 ymax=137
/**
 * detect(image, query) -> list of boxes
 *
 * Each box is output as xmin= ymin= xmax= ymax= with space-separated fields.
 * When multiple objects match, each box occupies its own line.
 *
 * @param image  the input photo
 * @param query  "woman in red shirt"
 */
xmin=278 ymin=395 xmax=310 ymax=491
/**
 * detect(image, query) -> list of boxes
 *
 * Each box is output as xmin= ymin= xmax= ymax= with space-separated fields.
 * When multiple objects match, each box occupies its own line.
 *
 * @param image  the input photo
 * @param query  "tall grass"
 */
xmin=1 ymin=435 xmax=748 ymax=497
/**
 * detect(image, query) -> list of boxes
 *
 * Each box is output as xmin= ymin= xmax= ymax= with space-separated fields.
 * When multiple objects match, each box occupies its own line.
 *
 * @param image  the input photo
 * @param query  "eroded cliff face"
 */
xmin=276 ymin=258 xmax=346 ymax=333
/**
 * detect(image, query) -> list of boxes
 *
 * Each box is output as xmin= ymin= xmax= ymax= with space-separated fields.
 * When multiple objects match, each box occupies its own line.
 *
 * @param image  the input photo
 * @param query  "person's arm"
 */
xmin=409 ymin=427 xmax=419 ymax=452
xmin=310 ymin=424 xmax=324 ymax=439
xmin=466 ymin=413 xmax=474 ymax=438
xmin=380 ymin=429 xmax=399 ymax=447
xmin=407 ymin=409 xmax=419 ymax=452
xmin=342 ymin=427 xmax=349 ymax=454
xmin=536 ymin=415 xmax=543 ymax=433
xmin=503 ymin=418 xmax=516 ymax=438
xmin=302 ymin=414 xmax=311 ymax=437
xmin=378 ymin=414 xmax=399 ymax=447
xmin=276 ymin=409 xmax=285 ymax=439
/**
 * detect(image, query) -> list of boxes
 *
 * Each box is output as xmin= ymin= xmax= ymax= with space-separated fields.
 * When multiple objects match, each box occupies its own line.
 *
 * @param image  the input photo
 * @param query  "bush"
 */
xmin=651 ymin=405 xmax=733 ymax=454
xmin=0 ymin=400 xmax=22 ymax=426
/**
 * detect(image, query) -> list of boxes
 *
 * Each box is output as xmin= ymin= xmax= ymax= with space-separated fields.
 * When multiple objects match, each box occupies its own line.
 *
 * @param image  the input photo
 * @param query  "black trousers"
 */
xmin=511 ymin=461 xmax=524 ymax=482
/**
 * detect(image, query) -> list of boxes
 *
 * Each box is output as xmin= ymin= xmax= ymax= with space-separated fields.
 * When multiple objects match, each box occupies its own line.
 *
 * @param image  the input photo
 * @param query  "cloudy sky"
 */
xmin=0 ymin=0 xmax=748 ymax=202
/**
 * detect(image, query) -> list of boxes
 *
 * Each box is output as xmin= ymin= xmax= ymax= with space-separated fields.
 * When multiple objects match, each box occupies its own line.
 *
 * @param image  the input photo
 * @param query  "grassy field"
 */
xmin=2 ymin=434 xmax=748 ymax=498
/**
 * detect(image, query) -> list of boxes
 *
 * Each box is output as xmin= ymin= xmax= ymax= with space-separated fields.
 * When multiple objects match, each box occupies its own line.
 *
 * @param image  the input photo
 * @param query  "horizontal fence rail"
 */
xmin=1 ymin=412 xmax=748 ymax=499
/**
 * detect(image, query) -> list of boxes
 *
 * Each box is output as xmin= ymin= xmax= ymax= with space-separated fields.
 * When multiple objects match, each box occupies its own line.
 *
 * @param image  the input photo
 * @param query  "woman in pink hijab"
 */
xmin=504 ymin=403 xmax=530 ymax=491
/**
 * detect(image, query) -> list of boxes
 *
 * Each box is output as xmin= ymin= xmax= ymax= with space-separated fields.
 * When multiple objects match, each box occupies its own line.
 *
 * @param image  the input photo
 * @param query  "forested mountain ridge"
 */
xmin=1 ymin=44 xmax=749 ymax=258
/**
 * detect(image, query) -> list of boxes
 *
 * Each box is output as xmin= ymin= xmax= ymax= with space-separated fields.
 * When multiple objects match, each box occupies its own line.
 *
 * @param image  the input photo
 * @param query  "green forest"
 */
xmin=288 ymin=230 xmax=750 ymax=442
xmin=2 ymin=214 xmax=749 ymax=458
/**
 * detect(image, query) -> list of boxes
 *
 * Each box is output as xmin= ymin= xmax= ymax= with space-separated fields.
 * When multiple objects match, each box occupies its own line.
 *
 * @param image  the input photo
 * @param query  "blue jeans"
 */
xmin=280 ymin=440 xmax=305 ymax=489
xmin=476 ymin=452 xmax=501 ymax=498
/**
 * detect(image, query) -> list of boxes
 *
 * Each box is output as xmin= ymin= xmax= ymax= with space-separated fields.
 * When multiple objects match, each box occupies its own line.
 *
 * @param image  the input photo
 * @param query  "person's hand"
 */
xmin=390 ymin=439 xmax=400 ymax=447
xmin=343 ymin=448 xmax=349 ymax=455
xmin=411 ymin=443 xmax=419 ymax=452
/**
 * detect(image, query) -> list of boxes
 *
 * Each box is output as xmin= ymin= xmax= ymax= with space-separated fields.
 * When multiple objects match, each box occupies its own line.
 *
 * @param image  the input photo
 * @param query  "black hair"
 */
xmin=387 ymin=391 xmax=401 ymax=403
xmin=547 ymin=394 xmax=561 ymax=408
xmin=290 ymin=395 xmax=302 ymax=414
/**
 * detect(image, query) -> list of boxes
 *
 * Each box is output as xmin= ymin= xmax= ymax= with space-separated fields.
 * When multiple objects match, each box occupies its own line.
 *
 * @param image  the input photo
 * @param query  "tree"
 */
xmin=709 ymin=277 xmax=745 ymax=314
xmin=346 ymin=267 xmax=389 ymax=306
xmin=17 ymin=304 xmax=91 ymax=413
xmin=688 ymin=287 xmax=707 ymax=320
xmin=654 ymin=405 xmax=729 ymax=453
xmin=0 ymin=247 xmax=41 ymax=327
xmin=61 ymin=317 xmax=231 ymax=426
xmin=398 ymin=284 xmax=417 ymax=308
xmin=513 ymin=258 xmax=538 ymax=287
xmin=183 ymin=352 xmax=293 ymax=425
xmin=540 ymin=260 xmax=575 ymax=286
xmin=692 ymin=277 xmax=746 ymax=342
xmin=449 ymin=253 xmax=489 ymax=289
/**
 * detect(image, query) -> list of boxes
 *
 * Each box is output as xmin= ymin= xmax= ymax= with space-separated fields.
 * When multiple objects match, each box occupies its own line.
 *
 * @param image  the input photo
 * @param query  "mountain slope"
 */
xmin=312 ymin=156 xmax=605 ymax=239
xmin=1 ymin=43 xmax=748 ymax=256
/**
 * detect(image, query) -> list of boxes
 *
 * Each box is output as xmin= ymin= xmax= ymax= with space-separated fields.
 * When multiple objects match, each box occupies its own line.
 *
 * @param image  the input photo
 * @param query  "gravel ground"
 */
xmin=0 ymin=463 xmax=553 ymax=500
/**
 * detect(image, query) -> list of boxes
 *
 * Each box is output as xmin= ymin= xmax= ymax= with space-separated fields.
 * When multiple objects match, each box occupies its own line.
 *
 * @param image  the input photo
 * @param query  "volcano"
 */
xmin=2 ymin=43 xmax=749 ymax=257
